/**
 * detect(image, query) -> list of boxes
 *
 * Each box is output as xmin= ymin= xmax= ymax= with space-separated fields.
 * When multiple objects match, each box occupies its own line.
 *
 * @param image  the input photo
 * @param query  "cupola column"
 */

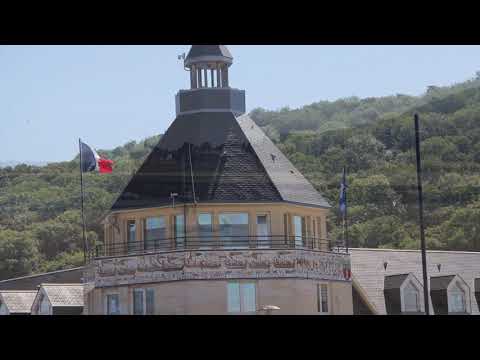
xmin=216 ymin=64 xmax=222 ymax=87
xmin=190 ymin=65 xmax=197 ymax=89
xmin=197 ymin=67 xmax=202 ymax=88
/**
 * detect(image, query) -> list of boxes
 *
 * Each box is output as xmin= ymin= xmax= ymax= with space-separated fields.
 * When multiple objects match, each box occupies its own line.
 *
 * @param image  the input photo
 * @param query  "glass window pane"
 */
xmin=144 ymin=217 xmax=166 ymax=250
xmin=241 ymin=283 xmax=256 ymax=313
xmin=175 ymin=215 xmax=185 ymax=248
xmin=449 ymin=283 xmax=465 ymax=313
xmin=320 ymin=284 xmax=328 ymax=313
xmin=256 ymin=215 xmax=270 ymax=248
xmin=404 ymin=282 xmax=419 ymax=312
xmin=227 ymin=282 xmax=241 ymax=313
xmin=198 ymin=214 xmax=213 ymax=248
xmin=220 ymin=213 xmax=249 ymax=248
xmin=107 ymin=294 xmax=120 ymax=315
xmin=146 ymin=289 xmax=155 ymax=315
xmin=127 ymin=221 xmax=137 ymax=252
xmin=294 ymin=216 xmax=303 ymax=247
xmin=133 ymin=290 xmax=144 ymax=315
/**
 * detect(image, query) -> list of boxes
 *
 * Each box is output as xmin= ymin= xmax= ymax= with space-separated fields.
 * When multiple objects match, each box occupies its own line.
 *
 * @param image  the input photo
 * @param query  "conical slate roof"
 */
xmin=110 ymin=111 xmax=330 ymax=211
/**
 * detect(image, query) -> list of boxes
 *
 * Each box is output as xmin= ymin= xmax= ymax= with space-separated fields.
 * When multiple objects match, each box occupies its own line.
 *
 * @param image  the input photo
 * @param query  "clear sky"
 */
xmin=1 ymin=45 xmax=480 ymax=163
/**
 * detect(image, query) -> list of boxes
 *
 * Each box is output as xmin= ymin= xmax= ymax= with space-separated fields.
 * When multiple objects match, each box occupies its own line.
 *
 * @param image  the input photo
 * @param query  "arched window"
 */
xmin=404 ymin=281 xmax=420 ymax=312
xmin=449 ymin=282 xmax=466 ymax=313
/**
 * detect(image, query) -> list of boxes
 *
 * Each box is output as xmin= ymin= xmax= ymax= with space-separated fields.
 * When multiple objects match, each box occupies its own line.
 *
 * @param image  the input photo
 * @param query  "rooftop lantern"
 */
xmin=175 ymin=45 xmax=245 ymax=116
xmin=184 ymin=45 xmax=233 ymax=89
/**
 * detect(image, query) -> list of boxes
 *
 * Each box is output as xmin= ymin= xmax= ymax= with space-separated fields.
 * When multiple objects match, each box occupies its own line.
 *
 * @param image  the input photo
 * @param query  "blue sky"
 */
xmin=1 ymin=45 xmax=480 ymax=163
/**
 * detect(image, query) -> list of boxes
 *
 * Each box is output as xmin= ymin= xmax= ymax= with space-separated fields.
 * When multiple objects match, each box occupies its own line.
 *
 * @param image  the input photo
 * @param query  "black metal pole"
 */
xmin=344 ymin=166 xmax=349 ymax=254
xmin=414 ymin=114 xmax=430 ymax=315
xmin=79 ymin=139 xmax=88 ymax=264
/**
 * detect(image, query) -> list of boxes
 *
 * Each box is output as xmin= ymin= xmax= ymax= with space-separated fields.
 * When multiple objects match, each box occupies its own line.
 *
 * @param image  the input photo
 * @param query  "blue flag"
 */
xmin=339 ymin=167 xmax=347 ymax=217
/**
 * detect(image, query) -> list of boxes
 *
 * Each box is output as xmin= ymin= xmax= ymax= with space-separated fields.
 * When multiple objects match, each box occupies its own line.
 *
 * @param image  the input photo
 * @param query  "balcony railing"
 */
xmin=89 ymin=235 xmax=347 ymax=260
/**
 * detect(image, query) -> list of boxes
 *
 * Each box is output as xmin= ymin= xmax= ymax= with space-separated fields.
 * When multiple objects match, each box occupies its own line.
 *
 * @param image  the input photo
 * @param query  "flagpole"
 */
xmin=79 ymin=138 xmax=88 ymax=264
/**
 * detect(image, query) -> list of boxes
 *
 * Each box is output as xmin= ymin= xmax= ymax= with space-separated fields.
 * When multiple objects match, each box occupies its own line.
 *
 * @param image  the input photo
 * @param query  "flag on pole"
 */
xmin=339 ymin=166 xmax=347 ymax=217
xmin=80 ymin=141 xmax=114 ymax=173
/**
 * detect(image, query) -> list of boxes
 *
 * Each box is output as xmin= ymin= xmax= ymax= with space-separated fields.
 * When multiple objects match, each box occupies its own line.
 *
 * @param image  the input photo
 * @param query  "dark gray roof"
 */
xmin=384 ymin=274 xmax=409 ymax=290
xmin=430 ymin=275 xmax=456 ymax=291
xmin=186 ymin=45 xmax=232 ymax=60
xmin=475 ymin=278 xmax=480 ymax=293
xmin=350 ymin=248 xmax=480 ymax=315
xmin=0 ymin=290 xmax=37 ymax=313
xmin=237 ymin=115 xmax=331 ymax=208
xmin=111 ymin=112 xmax=329 ymax=211
xmin=0 ymin=267 xmax=84 ymax=291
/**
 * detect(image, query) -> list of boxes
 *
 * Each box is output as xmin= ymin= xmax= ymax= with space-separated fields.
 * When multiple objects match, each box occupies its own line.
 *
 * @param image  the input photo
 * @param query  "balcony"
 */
xmin=84 ymin=236 xmax=351 ymax=288
xmin=90 ymin=235 xmax=347 ymax=260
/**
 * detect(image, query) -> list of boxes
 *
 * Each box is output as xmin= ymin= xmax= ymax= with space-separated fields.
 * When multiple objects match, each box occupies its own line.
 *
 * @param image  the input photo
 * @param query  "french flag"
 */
xmin=80 ymin=141 xmax=113 ymax=174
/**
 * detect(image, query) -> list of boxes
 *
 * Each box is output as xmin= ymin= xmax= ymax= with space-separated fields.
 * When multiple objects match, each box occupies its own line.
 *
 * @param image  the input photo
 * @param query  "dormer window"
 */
xmin=431 ymin=274 xmax=471 ymax=315
xmin=384 ymin=273 xmax=424 ymax=314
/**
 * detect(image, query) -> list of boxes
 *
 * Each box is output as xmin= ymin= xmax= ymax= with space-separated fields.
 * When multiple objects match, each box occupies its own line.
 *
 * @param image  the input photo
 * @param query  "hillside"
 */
xmin=1 ymin=73 xmax=480 ymax=280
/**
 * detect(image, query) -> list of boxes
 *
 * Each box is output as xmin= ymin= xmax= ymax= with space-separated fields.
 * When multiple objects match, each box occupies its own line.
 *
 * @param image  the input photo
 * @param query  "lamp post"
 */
xmin=258 ymin=305 xmax=280 ymax=315
xmin=414 ymin=113 xmax=430 ymax=315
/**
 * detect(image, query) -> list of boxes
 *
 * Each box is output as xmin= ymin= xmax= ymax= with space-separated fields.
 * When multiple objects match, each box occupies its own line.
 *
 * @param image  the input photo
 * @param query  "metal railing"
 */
xmin=89 ymin=235 xmax=347 ymax=260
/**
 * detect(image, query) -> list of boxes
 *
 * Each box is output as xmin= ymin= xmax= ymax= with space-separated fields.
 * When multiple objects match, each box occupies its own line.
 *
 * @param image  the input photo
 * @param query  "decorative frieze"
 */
xmin=87 ymin=249 xmax=351 ymax=287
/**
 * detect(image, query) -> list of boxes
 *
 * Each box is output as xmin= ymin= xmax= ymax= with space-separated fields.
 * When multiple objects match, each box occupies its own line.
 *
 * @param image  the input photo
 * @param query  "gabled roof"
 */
xmin=350 ymin=248 xmax=480 ymax=315
xmin=0 ymin=290 xmax=37 ymax=313
xmin=110 ymin=112 xmax=329 ymax=211
xmin=38 ymin=284 xmax=84 ymax=307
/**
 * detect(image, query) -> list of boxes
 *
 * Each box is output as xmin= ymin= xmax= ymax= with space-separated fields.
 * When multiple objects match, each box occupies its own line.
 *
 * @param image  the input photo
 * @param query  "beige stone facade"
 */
xmin=86 ymin=278 xmax=352 ymax=315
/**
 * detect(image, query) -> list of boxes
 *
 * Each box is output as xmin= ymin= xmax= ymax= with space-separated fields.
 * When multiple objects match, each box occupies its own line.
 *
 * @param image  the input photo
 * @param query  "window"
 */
xmin=144 ymin=217 xmax=166 ymax=250
xmin=106 ymin=294 xmax=120 ymax=315
xmin=39 ymin=293 xmax=50 ymax=315
xmin=198 ymin=213 xmax=213 ymax=248
xmin=293 ymin=216 xmax=306 ymax=247
xmin=219 ymin=213 xmax=249 ymax=248
xmin=317 ymin=284 xmax=329 ymax=314
xmin=449 ymin=282 xmax=466 ymax=313
xmin=403 ymin=281 xmax=420 ymax=312
xmin=0 ymin=301 xmax=8 ymax=315
xmin=127 ymin=220 xmax=137 ymax=252
xmin=174 ymin=215 xmax=185 ymax=249
xmin=256 ymin=215 xmax=270 ymax=248
xmin=228 ymin=282 xmax=256 ymax=313
xmin=133 ymin=288 xmax=155 ymax=315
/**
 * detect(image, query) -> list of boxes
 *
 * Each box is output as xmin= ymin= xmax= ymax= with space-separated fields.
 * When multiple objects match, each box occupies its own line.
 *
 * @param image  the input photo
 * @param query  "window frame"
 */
xmin=126 ymin=219 xmax=137 ymax=253
xmin=105 ymin=293 xmax=121 ymax=315
xmin=197 ymin=212 xmax=214 ymax=248
xmin=218 ymin=212 xmax=250 ymax=249
xmin=144 ymin=216 xmax=167 ymax=250
xmin=317 ymin=283 xmax=330 ymax=314
xmin=227 ymin=281 xmax=257 ymax=314
xmin=132 ymin=288 xmax=155 ymax=315
xmin=255 ymin=213 xmax=271 ymax=248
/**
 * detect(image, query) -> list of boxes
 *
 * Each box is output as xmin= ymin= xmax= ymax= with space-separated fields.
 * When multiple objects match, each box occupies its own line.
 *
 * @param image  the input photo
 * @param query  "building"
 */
xmin=0 ymin=290 xmax=37 ymax=315
xmin=30 ymin=283 xmax=84 ymax=315
xmin=350 ymin=248 xmax=480 ymax=315
xmin=0 ymin=268 xmax=84 ymax=315
xmin=83 ymin=45 xmax=353 ymax=315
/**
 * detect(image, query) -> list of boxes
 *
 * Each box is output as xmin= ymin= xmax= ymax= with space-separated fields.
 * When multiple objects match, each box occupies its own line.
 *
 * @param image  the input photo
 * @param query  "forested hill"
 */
xmin=1 ymin=74 xmax=480 ymax=280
